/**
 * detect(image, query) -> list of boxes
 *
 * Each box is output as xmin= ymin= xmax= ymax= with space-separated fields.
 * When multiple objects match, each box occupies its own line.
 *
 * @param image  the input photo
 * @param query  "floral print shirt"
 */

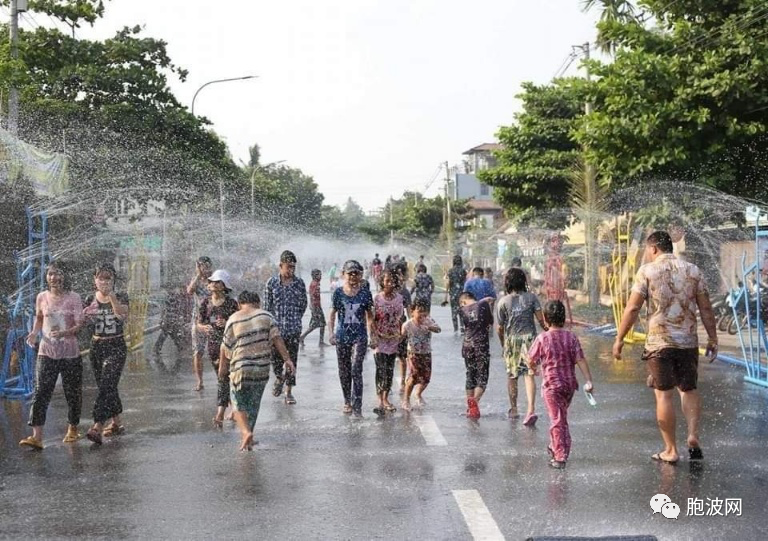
xmin=631 ymin=253 xmax=708 ymax=352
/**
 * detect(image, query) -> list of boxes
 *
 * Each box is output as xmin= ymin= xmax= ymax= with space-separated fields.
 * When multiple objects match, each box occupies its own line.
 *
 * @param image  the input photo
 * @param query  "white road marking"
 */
xmin=413 ymin=414 xmax=447 ymax=446
xmin=452 ymin=490 xmax=505 ymax=541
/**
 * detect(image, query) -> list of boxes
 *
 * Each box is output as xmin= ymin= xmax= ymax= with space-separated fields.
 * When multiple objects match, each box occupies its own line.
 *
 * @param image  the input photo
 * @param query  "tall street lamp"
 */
xmin=190 ymin=75 xmax=258 ymax=256
xmin=191 ymin=75 xmax=258 ymax=117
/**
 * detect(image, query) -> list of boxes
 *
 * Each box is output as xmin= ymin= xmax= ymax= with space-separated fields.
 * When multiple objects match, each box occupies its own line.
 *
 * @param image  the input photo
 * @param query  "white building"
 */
xmin=454 ymin=143 xmax=503 ymax=228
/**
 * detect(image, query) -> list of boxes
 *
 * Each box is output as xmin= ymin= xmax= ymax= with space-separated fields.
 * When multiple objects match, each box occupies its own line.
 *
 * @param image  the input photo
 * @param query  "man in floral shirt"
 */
xmin=264 ymin=250 xmax=308 ymax=405
xmin=614 ymin=231 xmax=718 ymax=465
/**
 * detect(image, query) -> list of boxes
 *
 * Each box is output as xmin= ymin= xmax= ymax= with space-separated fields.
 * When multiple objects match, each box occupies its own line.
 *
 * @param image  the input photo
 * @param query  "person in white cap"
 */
xmin=197 ymin=269 xmax=239 ymax=427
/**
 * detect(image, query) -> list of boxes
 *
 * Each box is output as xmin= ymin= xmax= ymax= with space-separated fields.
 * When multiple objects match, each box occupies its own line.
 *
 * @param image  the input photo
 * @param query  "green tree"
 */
xmin=479 ymin=79 xmax=586 ymax=230
xmin=581 ymin=0 xmax=639 ymax=53
xmin=248 ymin=144 xmax=261 ymax=167
xmin=576 ymin=0 xmax=768 ymax=201
xmin=1 ymin=0 xmax=108 ymax=33
xmin=358 ymin=192 xmax=468 ymax=244
xmin=342 ymin=197 xmax=366 ymax=227
xmin=1 ymin=4 xmax=239 ymax=214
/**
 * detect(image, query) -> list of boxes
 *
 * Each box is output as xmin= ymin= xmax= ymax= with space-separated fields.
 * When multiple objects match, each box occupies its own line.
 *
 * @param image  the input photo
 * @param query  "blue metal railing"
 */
xmin=0 ymin=208 xmax=49 ymax=399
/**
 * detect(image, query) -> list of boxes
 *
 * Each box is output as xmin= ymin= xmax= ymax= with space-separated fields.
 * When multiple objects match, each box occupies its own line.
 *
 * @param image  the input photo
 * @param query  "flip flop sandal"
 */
xmin=19 ymin=436 xmax=44 ymax=450
xmin=651 ymin=452 xmax=678 ymax=465
xmin=385 ymin=405 xmax=397 ymax=412
xmin=549 ymin=459 xmax=566 ymax=469
xmin=285 ymin=394 xmax=297 ymax=405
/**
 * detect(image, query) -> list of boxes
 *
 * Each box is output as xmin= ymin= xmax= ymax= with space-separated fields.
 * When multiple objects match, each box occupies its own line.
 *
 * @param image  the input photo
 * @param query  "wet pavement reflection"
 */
xmin=1 ymin=300 xmax=767 ymax=540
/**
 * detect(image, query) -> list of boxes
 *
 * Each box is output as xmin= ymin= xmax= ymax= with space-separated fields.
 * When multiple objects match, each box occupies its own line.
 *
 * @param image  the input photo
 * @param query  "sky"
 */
xmin=35 ymin=0 xmax=599 ymax=210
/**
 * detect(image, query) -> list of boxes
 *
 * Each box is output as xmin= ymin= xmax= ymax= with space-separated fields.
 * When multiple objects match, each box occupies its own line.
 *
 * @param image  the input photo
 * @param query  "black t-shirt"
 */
xmin=448 ymin=266 xmax=467 ymax=296
xmin=459 ymin=299 xmax=493 ymax=354
xmin=397 ymin=286 xmax=412 ymax=324
xmin=85 ymin=292 xmax=130 ymax=338
xmin=198 ymin=297 xmax=239 ymax=358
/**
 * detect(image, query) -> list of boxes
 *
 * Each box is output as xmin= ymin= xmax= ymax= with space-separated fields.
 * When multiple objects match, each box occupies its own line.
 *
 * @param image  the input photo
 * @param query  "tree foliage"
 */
xmin=0 ymin=3 xmax=241 ymax=216
xmin=577 ymin=0 xmax=768 ymax=201
xmin=358 ymin=191 xmax=468 ymax=243
xmin=479 ymin=79 xmax=586 ymax=229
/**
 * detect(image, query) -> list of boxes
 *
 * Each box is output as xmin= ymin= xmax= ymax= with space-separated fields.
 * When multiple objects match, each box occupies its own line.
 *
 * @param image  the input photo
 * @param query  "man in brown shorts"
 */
xmin=613 ymin=231 xmax=718 ymax=464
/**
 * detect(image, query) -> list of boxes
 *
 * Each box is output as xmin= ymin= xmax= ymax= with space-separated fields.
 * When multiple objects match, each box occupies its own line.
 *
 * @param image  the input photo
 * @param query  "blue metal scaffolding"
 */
xmin=725 ymin=206 xmax=768 ymax=388
xmin=0 ymin=208 xmax=50 ymax=399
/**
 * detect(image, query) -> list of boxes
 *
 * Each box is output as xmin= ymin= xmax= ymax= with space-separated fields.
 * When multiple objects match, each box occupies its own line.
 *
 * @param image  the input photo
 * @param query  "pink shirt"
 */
xmin=37 ymin=291 xmax=84 ymax=359
xmin=373 ymin=293 xmax=404 ymax=354
xmin=527 ymin=329 xmax=584 ymax=392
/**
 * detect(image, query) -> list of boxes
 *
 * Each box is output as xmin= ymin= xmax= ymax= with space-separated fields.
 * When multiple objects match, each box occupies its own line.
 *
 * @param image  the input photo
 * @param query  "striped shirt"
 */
xmin=221 ymin=309 xmax=280 ymax=389
xmin=527 ymin=329 xmax=584 ymax=392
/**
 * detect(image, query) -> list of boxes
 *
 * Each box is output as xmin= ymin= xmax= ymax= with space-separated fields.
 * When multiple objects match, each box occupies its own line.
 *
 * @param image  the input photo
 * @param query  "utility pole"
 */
xmin=250 ymin=168 xmax=257 ymax=217
xmin=444 ymin=161 xmax=454 ymax=254
xmin=8 ymin=0 xmax=20 ymax=134
xmin=219 ymin=179 xmax=225 ymax=257
xmin=576 ymin=41 xmax=600 ymax=308
xmin=389 ymin=196 xmax=394 ymax=248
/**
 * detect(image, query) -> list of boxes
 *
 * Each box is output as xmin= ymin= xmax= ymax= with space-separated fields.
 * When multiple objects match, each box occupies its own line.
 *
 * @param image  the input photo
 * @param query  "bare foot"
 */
xmin=401 ymin=401 xmax=411 ymax=411
xmin=416 ymin=397 xmax=426 ymax=408
xmin=240 ymin=432 xmax=254 ymax=451
xmin=193 ymin=382 xmax=204 ymax=392
xmin=212 ymin=416 xmax=224 ymax=428
xmin=224 ymin=410 xmax=234 ymax=421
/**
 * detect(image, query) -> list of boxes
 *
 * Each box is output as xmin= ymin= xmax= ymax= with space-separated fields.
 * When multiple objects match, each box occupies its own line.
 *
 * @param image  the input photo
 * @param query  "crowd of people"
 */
xmin=19 ymin=230 xmax=717 ymax=470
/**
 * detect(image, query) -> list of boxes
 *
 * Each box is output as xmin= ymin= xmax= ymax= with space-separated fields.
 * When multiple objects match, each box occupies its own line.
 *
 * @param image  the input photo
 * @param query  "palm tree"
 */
xmin=582 ymin=0 xmax=639 ymax=53
xmin=569 ymin=161 xmax=610 ymax=307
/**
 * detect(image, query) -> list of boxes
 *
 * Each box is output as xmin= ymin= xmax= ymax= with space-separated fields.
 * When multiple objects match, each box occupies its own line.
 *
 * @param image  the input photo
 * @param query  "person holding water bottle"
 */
xmin=527 ymin=300 xmax=594 ymax=469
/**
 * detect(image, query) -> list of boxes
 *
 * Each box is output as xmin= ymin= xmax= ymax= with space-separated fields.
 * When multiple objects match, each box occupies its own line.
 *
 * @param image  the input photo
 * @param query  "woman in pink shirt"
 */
xmin=20 ymin=261 xmax=85 ymax=450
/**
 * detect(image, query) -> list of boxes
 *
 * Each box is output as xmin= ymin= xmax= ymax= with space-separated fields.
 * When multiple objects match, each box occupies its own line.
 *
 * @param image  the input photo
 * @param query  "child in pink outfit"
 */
xmin=527 ymin=300 xmax=594 ymax=469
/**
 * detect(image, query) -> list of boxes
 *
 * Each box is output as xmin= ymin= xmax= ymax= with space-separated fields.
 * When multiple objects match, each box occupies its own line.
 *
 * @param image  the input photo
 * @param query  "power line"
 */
xmin=20 ymin=12 xmax=40 ymax=29
xmin=423 ymin=163 xmax=443 ymax=193
xmin=24 ymin=10 xmax=43 ymax=29
xmin=553 ymin=51 xmax=578 ymax=80
xmin=46 ymin=13 xmax=69 ymax=34
xmin=679 ymin=5 xmax=768 ymax=52
xmin=663 ymin=5 xmax=768 ymax=56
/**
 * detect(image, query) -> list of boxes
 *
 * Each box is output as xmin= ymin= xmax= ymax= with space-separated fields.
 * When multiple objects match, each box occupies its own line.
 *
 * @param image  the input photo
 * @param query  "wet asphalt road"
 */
xmin=1 ymin=299 xmax=767 ymax=540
